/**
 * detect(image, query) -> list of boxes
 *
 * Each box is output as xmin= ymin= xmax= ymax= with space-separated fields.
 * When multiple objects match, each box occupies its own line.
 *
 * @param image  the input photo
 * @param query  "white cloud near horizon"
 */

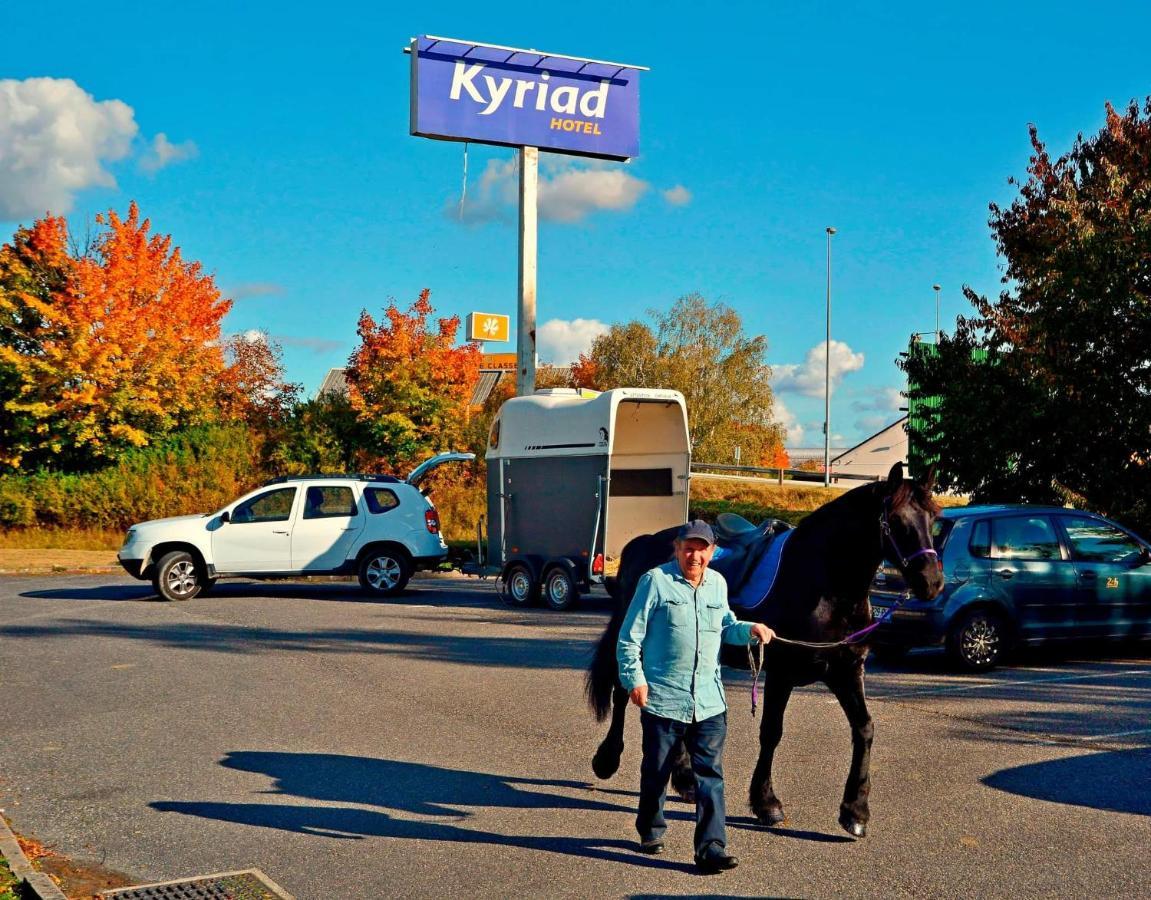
xmin=139 ymin=132 xmax=198 ymax=174
xmin=0 ymin=77 xmax=137 ymax=219
xmin=772 ymin=340 xmax=866 ymax=397
xmin=452 ymin=157 xmax=648 ymax=225
xmin=771 ymin=396 xmax=805 ymax=446
xmin=537 ymin=317 xmax=609 ymax=365
xmin=662 ymin=184 xmax=691 ymax=206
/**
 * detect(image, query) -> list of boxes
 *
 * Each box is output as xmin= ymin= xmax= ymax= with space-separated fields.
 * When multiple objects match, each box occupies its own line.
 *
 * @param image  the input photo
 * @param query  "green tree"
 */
xmin=575 ymin=293 xmax=784 ymax=463
xmin=902 ymin=99 xmax=1151 ymax=532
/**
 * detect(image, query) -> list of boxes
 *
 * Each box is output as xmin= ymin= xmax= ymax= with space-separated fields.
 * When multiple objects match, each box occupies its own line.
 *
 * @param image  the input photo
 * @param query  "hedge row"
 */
xmin=0 ymin=425 xmax=264 ymax=531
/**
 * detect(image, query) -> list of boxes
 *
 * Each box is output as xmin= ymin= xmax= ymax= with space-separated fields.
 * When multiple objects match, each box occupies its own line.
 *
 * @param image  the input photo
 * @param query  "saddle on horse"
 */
xmin=709 ymin=513 xmax=794 ymax=611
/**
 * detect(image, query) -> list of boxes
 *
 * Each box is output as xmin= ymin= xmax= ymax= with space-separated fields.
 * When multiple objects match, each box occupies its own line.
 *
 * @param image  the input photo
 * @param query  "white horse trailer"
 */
xmin=480 ymin=388 xmax=691 ymax=610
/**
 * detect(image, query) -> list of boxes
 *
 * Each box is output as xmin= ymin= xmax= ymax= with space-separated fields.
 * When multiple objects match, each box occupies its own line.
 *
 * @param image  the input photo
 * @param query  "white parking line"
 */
xmin=874 ymin=668 xmax=1151 ymax=700
xmin=1072 ymin=726 xmax=1151 ymax=742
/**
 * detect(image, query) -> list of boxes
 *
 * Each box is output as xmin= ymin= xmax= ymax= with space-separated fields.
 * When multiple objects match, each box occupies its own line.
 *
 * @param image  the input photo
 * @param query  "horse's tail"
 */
xmin=584 ymin=529 xmax=677 ymax=721
xmin=585 ymin=611 xmax=623 ymax=722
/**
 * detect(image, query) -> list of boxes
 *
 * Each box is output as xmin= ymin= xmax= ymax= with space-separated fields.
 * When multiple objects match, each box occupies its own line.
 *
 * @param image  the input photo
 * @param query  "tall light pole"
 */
xmin=933 ymin=283 xmax=941 ymax=342
xmin=824 ymin=226 xmax=836 ymax=488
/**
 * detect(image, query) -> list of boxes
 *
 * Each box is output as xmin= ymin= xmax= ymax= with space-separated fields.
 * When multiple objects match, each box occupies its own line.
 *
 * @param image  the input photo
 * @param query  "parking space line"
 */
xmin=1072 ymin=726 xmax=1151 ymax=741
xmin=874 ymin=668 xmax=1151 ymax=700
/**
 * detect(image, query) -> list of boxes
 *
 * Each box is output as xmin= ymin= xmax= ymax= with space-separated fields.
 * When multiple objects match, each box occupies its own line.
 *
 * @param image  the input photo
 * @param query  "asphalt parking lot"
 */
xmin=1 ymin=573 xmax=1148 ymax=899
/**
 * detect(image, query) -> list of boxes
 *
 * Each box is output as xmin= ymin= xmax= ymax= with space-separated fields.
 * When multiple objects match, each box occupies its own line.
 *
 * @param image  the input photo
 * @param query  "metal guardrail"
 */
xmin=691 ymin=462 xmax=879 ymax=484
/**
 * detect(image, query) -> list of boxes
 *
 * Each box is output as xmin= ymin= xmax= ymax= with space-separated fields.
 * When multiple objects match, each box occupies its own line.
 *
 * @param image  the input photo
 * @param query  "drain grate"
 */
xmin=99 ymin=868 xmax=294 ymax=900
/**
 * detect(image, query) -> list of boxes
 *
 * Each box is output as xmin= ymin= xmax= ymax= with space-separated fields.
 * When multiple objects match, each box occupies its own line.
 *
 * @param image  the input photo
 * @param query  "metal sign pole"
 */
xmin=516 ymin=146 xmax=538 ymax=396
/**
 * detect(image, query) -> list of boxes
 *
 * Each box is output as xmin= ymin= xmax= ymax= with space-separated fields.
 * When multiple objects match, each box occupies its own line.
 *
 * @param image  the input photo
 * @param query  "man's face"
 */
xmin=674 ymin=537 xmax=714 ymax=582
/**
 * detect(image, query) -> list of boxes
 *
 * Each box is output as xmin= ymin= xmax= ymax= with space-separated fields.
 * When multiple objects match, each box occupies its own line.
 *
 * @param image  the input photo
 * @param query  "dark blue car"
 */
xmin=869 ymin=505 xmax=1151 ymax=670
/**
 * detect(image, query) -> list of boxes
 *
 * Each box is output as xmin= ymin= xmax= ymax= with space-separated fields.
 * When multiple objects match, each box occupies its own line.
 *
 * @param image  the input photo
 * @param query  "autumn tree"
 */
xmin=575 ymin=293 xmax=785 ymax=464
xmin=901 ymin=99 xmax=1151 ymax=532
xmin=218 ymin=331 xmax=301 ymax=426
xmin=0 ymin=204 xmax=233 ymax=470
xmin=345 ymin=289 xmax=482 ymax=471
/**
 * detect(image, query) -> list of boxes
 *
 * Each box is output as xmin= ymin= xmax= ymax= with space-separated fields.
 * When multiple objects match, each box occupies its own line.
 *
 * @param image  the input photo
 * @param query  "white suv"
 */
xmin=118 ymin=452 xmax=474 ymax=600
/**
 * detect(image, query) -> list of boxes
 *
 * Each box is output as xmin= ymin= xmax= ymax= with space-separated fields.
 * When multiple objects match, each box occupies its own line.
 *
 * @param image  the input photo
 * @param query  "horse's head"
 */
xmin=879 ymin=462 xmax=945 ymax=601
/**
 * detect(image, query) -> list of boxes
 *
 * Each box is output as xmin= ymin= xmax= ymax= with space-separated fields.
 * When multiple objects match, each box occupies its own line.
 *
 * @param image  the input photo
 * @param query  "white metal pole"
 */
xmin=933 ymin=283 xmax=941 ymax=342
xmin=516 ymin=146 xmax=539 ymax=396
xmin=824 ymin=227 xmax=836 ymax=488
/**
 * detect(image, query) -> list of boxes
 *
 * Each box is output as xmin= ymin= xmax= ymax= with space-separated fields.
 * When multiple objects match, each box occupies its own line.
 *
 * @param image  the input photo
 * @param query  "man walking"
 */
xmin=617 ymin=519 xmax=774 ymax=873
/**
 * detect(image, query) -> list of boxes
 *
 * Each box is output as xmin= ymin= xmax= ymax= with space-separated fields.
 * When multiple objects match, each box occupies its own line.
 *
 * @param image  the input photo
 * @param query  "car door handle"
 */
xmin=996 ymin=569 xmax=1015 ymax=579
xmin=272 ymin=530 xmax=289 ymax=535
xmin=1079 ymin=570 xmax=1097 ymax=580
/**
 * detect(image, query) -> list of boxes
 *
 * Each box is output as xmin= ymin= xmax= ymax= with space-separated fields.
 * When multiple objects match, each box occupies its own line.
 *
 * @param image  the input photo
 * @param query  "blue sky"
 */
xmin=3 ymin=1 xmax=1148 ymax=448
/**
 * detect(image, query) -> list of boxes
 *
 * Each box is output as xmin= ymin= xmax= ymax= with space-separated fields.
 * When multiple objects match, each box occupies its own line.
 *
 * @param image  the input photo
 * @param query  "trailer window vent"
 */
xmin=610 ymin=468 xmax=673 ymax=497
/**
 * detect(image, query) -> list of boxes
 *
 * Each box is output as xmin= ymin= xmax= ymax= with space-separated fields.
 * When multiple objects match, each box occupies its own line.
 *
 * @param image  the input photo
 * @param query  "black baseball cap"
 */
xmin=676 ymin=519 xmax=715 ymax=546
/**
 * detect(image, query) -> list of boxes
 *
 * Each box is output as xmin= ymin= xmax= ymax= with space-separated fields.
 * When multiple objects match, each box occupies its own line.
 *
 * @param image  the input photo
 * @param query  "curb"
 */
xmin=0 ymin=815 xmax=68 ymax=900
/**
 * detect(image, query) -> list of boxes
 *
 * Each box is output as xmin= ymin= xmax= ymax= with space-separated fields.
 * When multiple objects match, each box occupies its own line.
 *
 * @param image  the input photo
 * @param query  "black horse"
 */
xmin=585 ymin=462 xmax=944 ymax=838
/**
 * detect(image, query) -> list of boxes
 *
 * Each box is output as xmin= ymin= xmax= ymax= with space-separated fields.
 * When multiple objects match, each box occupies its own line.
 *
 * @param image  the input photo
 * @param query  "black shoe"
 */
xmin=639 ymin=839 xmax=665 ymax=855
xmin=695 ymin=842 xmax=738 ymax=873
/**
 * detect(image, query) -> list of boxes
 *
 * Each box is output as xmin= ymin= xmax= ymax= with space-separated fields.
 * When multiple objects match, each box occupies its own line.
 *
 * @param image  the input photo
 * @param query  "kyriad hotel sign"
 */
xmin=409 ymin=35 xmax=641 ymax=161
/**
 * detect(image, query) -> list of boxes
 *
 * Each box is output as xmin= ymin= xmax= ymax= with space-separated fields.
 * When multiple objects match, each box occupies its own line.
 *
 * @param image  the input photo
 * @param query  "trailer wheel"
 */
xmin=503 ymin=563 xmax=539 ymax=607
xmin=543 ymin=566 xmax=578 ymax=611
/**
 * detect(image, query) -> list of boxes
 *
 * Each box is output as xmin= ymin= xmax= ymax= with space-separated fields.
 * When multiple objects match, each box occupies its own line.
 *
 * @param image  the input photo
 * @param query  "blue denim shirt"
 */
xmin=617 ymin=561 xmax=754 ymax=723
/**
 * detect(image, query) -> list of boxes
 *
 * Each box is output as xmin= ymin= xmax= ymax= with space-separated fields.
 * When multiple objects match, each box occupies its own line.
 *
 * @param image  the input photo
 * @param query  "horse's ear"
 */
xmin=886 ymin=462 xmax=904 ymax=492
xmin=921 ymin=464 xmax=937 ymax=494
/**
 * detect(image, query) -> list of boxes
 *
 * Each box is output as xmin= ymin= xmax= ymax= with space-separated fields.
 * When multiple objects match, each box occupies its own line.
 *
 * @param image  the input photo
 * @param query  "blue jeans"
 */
xmin=637 ymin=710 xmax=728 ymax=855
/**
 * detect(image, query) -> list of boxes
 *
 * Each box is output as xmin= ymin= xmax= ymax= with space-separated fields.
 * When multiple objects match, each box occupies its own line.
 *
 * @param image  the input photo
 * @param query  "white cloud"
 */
xmin=0 ymin=77 xmax=137 ymax=219
xmin=537 ymin=318 xmax=609 ymax=365
xmin=453 ymin=156 xmax=648 ymax=225
xmin=771 ymin=396 xmax=806 ymax=446
xmin=850 ymin=385 xmax=905 ymax=436
xmin=139 ymin=132 xmax=198 ymax=174
xmin=772 ymin=340 xmax=866 ymax=397
xmin=662 ymin=184 xmax=691 ymax=206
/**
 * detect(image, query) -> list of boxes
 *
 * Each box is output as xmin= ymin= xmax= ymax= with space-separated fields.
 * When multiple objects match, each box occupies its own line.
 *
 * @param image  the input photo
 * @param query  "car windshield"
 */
xmin=933 ymin=518 xmax=954 ymax=552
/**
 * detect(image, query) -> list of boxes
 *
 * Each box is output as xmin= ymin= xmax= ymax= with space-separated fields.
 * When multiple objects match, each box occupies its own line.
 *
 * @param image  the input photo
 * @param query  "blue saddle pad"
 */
xmin=727 ymin=529 xmax=792 ymax=611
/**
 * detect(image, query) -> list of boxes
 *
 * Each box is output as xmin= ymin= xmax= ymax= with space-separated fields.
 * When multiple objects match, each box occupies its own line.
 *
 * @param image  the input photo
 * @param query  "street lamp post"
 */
xmin=933 ymin=283 xmax=941 ymax=342
xmin=824 ymin=226 xmax=836 ymax=488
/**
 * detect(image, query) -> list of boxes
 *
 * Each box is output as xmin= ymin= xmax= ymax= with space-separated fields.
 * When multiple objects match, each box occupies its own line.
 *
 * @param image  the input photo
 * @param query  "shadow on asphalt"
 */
xmin=982 ymin=747 xmax=1151 ymax=816
xmin=0 ymin=616 xmax=598 ymax=669
xmin=17 ymin=578 xmax=616 ymax=615
xmin=726 ymin=815 xmax=854 ymax=844
xmin=869 ymin=640 xmax=1151 ymax=675
xmin=149 ymin=751 xmax=697 ymax=871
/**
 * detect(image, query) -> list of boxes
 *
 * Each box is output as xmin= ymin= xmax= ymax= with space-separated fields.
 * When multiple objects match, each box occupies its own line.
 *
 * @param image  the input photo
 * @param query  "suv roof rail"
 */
xmin=262 ymin=473 xmax=403 ymax=486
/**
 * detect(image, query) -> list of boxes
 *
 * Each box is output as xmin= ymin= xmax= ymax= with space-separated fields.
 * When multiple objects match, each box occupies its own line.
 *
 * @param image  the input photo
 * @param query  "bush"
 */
xmin=0 ymin=425 xmax=263 ymax=531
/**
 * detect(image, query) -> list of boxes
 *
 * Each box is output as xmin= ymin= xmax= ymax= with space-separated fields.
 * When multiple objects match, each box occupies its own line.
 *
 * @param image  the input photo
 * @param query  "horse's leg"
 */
xmin=828 ymin=664 xmax=874 ymax=838
xmin=748 ymin=676 xmax=793 ymax=826
xmin=669 ymin=740 xmax=696 ymax=802
xmin=592 ymin=686 xmax=630 ymax=780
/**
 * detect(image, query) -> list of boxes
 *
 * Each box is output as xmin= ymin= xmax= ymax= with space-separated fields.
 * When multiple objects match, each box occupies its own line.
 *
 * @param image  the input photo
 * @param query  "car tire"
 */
xmin=358 ymin=547 xmax=412 ymax=597
xmin=947 ymin=608 xmax=1009 ymax=672
xmin=198 ymin=577 xmax=219 ymax=597
xmin=542 ymin=566 xmax=578 ymax=611
xmin=503 ymin=563 xmax=539 ymax=607
xmin=152 ymin=551 xmax=205 ymax=601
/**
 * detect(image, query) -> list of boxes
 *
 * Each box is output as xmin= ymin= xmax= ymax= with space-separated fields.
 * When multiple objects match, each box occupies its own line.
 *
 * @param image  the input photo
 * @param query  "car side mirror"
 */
xmin=220 ymin=511 xmax=231 ymax=524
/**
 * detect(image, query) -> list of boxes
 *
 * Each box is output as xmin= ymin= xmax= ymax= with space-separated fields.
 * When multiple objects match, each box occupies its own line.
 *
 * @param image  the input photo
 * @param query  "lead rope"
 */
xmin=748 ymin=640 xmax=764 ymax=717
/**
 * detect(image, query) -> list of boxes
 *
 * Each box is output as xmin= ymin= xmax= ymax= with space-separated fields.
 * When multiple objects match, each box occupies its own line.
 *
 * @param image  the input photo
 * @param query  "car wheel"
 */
xmin=152 ymin=551 xmax=204 ymax=601
xmin=198 ymin=577 xmax=219 ymax=597
xmin=503 ymin=563 xmax=539 ymax=607
xmin=542 ymin=566 xmax=578 ymax=611
xmin=358 ymin=547 xmax=412 ymax=597
xmin=948 ymin=608 xmax=1009 ymax=672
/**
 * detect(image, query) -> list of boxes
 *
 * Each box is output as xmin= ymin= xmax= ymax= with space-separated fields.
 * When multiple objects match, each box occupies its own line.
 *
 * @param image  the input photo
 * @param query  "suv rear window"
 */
xmin=364 ymin=487 xmax=400 ymax=514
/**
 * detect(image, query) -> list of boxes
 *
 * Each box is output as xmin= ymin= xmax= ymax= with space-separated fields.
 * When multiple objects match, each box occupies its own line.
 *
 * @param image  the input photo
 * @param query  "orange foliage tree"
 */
xmin=345 ymin=288 xmax=481 ymax=471
xmin=218 ymin=331 xmax=300 ymax=425
xmin=0 ymin=203 xmax=232 ymax=470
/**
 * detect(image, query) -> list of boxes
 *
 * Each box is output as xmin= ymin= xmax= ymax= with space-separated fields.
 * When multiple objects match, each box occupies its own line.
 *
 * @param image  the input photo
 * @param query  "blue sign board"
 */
xmin=410 ymin=36 xmax=641 ymax=161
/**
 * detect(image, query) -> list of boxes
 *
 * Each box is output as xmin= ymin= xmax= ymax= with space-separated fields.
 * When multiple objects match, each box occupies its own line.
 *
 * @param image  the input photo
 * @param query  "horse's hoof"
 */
xmin=591 ymin=745 xmax=622 ymax=780
xmin=756 ymin=806 xmax=786 ymax=827
xmin=838 ymin=811 xmax=867 ymax=838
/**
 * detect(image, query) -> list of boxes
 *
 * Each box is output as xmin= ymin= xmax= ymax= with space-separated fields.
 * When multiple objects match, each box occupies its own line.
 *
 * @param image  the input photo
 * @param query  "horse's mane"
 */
xmin=793 ymin=477 xmax=940 ymax=537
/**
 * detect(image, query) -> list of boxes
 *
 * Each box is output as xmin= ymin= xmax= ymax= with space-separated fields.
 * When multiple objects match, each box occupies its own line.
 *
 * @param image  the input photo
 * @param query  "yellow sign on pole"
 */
xmin=466 ymin=312 xmax=511 ymax=343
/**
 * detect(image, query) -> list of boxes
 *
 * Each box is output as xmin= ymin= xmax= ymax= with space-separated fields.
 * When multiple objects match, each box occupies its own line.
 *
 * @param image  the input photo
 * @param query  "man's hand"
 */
xmin=750 ymin=623 xmax=776 ymax=645
xmin=629 ymin=684 xmax=649 ymax=708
